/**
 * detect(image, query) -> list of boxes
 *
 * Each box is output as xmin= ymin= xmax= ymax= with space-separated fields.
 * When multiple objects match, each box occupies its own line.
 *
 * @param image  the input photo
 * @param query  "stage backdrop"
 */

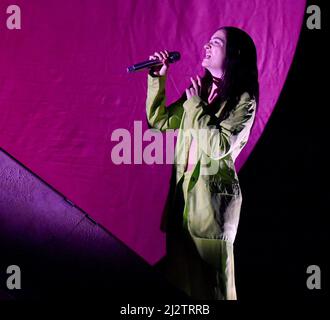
xmin=0 ymin=0 xmax=306 ymax=264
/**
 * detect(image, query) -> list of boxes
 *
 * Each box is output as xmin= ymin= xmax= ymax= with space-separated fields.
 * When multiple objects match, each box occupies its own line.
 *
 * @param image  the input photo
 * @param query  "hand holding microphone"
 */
xmin=148 ymin=50 xmax=170 ymax=76
xmin=127 ymin=50 xmax=180 ymax=75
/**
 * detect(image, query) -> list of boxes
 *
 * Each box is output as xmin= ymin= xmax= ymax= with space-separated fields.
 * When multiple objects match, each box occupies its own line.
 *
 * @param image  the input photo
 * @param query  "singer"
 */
xmin=145 ymin=27 xmax=259 ymax=300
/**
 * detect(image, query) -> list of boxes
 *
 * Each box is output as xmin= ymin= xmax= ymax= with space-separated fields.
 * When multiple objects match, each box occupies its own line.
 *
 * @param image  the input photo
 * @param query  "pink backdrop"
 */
xmin=0 ymin=0 xmax=306 ymax=264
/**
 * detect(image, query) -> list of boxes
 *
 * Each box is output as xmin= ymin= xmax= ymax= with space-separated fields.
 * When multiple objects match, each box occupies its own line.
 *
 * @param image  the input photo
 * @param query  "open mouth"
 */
xmin=204 ymin=53 xmax=211 ymax=59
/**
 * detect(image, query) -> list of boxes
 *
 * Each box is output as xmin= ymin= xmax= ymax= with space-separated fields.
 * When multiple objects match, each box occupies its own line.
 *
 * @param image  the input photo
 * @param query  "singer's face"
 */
xmin=202 ymin=29 xmax=226 ymax=75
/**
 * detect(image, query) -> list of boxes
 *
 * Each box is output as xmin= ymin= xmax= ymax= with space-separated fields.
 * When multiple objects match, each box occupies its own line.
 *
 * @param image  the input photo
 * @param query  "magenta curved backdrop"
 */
xmin=0 ymin=0 xmax=306 ymax=264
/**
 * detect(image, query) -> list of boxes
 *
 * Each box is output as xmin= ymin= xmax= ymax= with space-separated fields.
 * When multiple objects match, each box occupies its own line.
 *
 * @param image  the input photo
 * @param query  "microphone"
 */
xmin=127 ymin=51 xmax=181 ymax=73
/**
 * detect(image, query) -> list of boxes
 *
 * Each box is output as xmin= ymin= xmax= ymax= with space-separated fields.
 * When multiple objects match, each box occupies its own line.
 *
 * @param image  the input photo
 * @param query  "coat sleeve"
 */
xmin=145 ymin=73 xmax=184 ymax=131
xmin=182 ymin=92 xmax=256 ymax=161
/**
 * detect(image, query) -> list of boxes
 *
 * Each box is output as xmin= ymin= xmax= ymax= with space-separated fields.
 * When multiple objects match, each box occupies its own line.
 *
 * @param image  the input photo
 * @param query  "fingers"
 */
xmin=149 ymin=50 xmax=169 ymax=62
xmin=190 ymin=77 xmax=198 ymax=93
xmin=197 ymin=75 xmax=201 ymax=87
xmin=153 ymin=52 xmax=162 ymax=60
xmin=186 ymin=75 xmax=202 ymax=100
xmin=162 ymin=50 xmax=170 ymax=65
xmin=191 ymin=75 xmax=202 ymax=88
xmin=185 ymin=88 xmax=191 ymax=100
xmin=186 ymin=86 xmax=194 ymax=99
xmin=159 ymin=51 xmax=167 ymax=60
xmin=190 ymin=75 xmax=202 ymax=95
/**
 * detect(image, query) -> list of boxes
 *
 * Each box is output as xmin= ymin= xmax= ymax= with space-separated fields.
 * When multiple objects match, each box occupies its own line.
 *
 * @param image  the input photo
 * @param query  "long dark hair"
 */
xmin=182 ymin=26 xmax=259 ymax=120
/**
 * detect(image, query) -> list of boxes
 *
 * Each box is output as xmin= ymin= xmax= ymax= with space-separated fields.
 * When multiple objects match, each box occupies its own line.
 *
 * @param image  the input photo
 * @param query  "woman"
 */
xmin=146 ymin=26 xmax=259 ymax=300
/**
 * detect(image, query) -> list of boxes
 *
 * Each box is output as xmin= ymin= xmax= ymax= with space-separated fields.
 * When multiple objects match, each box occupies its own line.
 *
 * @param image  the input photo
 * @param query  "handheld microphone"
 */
xmin=127 ymin=51 xmax=181 ymax=73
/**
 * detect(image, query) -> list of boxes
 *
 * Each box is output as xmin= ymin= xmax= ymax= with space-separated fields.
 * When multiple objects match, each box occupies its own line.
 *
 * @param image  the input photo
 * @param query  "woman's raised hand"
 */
xmin=148 ymin=50 xmax=170 ymax=76
xmin=186 ymin=75 xmax=202 ymax=100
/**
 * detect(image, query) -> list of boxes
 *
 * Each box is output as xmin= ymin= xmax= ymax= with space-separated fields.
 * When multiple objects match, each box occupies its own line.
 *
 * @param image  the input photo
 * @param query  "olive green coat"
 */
xmin=146 ymin=73 xmax=256 ymax=244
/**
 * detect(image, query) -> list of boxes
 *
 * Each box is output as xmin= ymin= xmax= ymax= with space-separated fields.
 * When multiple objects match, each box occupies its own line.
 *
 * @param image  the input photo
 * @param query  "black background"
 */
xmin=235 ymin=0 xmax=328 ymax=302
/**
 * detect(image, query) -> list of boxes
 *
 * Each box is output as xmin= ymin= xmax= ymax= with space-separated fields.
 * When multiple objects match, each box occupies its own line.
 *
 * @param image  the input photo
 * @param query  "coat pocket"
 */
xmin=186 ymin=176 xmax=242 ymax=241
xmin=211 ymin=192 xmax=242 ymax=242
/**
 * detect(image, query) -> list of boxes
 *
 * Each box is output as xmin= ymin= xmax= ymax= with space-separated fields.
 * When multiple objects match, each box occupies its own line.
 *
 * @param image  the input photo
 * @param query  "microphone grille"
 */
xmin=169 ymin=51 xmax=181 ymax=63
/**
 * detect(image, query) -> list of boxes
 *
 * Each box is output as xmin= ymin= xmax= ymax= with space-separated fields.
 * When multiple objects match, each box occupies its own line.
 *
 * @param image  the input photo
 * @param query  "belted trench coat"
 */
xmin=146 ymin=73 xmax=256 ymax=244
